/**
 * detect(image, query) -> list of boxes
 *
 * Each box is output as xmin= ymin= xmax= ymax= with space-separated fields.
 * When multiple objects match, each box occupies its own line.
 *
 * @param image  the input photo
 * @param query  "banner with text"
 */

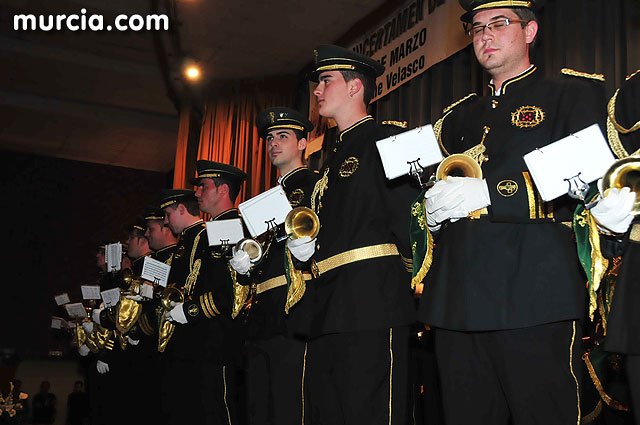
xmin=349 ymin=0 xmax=471 ymax=102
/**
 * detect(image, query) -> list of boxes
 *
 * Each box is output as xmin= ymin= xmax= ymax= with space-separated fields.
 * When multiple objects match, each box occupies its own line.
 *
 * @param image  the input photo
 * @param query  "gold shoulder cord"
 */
xmin=184 ymin=229 xmax=204 ymax=297
xmin=311 ymin=168 xmax=329 ymax=213
xmin=606 ymin=89 xmax=640 ymax=159
xmin=435 ymin=93 xmax=478 ymax=156
xmin=560 ymin=68 xmax=605 ymax=81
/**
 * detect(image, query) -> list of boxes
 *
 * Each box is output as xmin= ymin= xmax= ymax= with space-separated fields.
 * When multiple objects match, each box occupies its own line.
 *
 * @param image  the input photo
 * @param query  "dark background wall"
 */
xmin=0 ymin=149 xmax=170 ymax=359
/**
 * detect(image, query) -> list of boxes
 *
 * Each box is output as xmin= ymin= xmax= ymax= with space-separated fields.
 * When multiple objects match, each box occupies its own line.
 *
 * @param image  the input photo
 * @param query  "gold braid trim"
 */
xmin=561 ymin=68 xmax=605 ymax=81
xmin=581 ymin=400 xmax=603 ymax=424
xmin=311 ymin=168 xmax=329 ymax=213
xmin=627 ymin=69 xmax=640 ymax=80
xmin=184 ymin=229 xmax=205 ymax=297
xmin=434 ymin=111 xmax=452 ymax=156
xmin=411 ymin=199 xmax=434 ymax=290
xmin=582 ymin=352 xmax=629 ymax=411
xmin=607 ymin=88 xmax=640 ymax=135
xmin=284 ymin=248 xmax=306 ymax=314
xmin=74 ymin=324 xmax=86 ymax=348
xmin=587 ymin=209 xmax=609 ymax=320
xmin=229 ymin=264 xmax=249 ymax=319
xmin=442 ymin=93 xmax=477 ymax=114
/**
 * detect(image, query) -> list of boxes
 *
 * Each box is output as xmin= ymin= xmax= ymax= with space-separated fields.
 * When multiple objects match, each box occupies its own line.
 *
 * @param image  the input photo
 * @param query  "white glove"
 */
xmin=165 ymin=302 xmax=188 ymax=324
xmin=96 ymin=360 xmax=110 ymax=374
xmin=287 ymin=236 xmax=316 ymax=262
xmin=425 ymin=177 xmax=491 ymax=224
xmin=125 ymin=294 xmax=144 ymax=301
xmin=229 ymin=249 xmax=251 ymax=275
xmin=91 ymin=308 xmax=103 ymax=326
xmin=591 ymin=186 xmax=635 ymax=234
xmin=82 ymin=321 xmax=94 ymax=334
xmin=78 ymin=344 xmax=90 ymax=357
xmin=127 ymin=336 xmax=140 ymax=345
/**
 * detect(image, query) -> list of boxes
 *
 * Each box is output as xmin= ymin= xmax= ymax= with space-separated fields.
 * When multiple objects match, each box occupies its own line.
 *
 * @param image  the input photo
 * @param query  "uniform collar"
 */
xmin=279 ymin=166 xmax=308 ymax=189
xmin=211 ymin=208 xmax=238 ymax=221
xmin=155 ymin=243 xmax=177 ymax=255
xmin=489 ymin=65 xmax=537 ymax=96
xmin=338 ymin=115 xmax=374 ymax=143
xmin=182 ymin=219 xmax=205 ymax=235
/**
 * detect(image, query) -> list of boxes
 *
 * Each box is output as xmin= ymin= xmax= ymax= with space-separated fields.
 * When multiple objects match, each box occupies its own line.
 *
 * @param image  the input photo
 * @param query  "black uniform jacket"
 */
xmin=419 ymin=67 xmax=606 ymax=331
xmin=603 ymin=70 xmax=640 ymax=354
xmin=309 ymin=116 xmax=419 ymax=336
xmin=164 ymin=211 xmax=236 ymax=362
xmin=247 ymin=166 xmax=318 ymax=340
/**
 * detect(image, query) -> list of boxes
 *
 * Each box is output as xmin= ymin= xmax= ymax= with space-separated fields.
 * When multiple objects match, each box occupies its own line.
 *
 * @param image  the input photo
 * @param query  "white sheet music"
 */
xmin=54 ymin=293 xmax=71 ymax=306
xmin=100 ymin=288 xmax=121 ymax=308
xmin=238 ymin=186 xmax=293 ymax=237
xmin=106 ymin=243 xmax=122 ymax=272
xmin=81 ymin=285 xmax=102 ymax=300
xmin=523 ymin=124 xmax=615 ymax=201
xmin=140 ymin=256 xmax=171 ymax=288
xmin=206 ymin=218 xmax=245 ymax=246
xmin=65 ymin=302 xmax=87 ymax=319
xmin=376 ymin=125 xmax=443 ymax=180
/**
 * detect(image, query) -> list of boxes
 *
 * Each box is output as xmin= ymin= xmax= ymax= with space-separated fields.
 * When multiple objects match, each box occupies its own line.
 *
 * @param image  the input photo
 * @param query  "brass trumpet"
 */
xmin=160 ymin=286 xmax=185 ymax=310
xmin=284 ymin=207 xmax=320 ymax=240
xmin=601 ymin=155 xmax=640 ymax=215
xmin=435 ymin=153 xmax=483 ymax=180
xmin=233 ymin=238 xmax=265 ymax=265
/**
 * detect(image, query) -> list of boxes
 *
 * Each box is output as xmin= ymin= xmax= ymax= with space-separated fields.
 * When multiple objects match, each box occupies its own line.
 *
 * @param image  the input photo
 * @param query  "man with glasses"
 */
xmin=416 ymin=1 xmax=606 ymax=424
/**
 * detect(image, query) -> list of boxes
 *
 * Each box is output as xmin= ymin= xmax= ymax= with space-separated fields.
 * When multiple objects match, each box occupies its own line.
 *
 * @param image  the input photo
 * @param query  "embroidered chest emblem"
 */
xmin=288 ymin=189 xmax=304 ymax=207
xmin=339 ymin=157 xmax=359 ymax=177
xmin=511 ymin=106 xmax=545 ymax=128
xmin=174 ymin=245 xmax=185 ymax=259
xmin=187 ymin=304 xmax=199 ymax=317
xmin=497 ymin=180 xmax=519 ymax=197
xmin=411 ymin=200 xmax=426 ymax=230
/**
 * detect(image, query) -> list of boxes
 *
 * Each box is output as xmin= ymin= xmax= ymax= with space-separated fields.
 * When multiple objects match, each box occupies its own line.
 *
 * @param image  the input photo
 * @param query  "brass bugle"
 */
xmin=435 ymin=153 xmax=483 ymax=180
xmin=601 ymin=155 xmax=640 ymax=215
xmin=233 ymin=238 xmax=264 ymax=265
xmin=161 ymin=286 xmax=185 ymax=310
xmin=284 ymin=207 xmax=320 ymax=240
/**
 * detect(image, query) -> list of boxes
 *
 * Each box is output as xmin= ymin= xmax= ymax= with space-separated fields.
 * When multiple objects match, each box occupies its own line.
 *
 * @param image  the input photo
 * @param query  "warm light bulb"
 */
xmin=185 ymin=66 xmax=200 ymax=80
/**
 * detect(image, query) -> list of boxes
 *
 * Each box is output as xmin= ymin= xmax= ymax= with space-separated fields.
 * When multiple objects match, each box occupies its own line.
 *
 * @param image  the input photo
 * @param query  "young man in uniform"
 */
xmin=415 ymin=1 xmax=606 ymax=423
xmin=287 ymin=45 xmax=418 ymax=424
xmin=589 ymin=69 xmax=640 ymax=422
xmin=230 ymin=107 xmax=316 ymax=425
xmin=158 ymin=171 xmax=243 ymax=425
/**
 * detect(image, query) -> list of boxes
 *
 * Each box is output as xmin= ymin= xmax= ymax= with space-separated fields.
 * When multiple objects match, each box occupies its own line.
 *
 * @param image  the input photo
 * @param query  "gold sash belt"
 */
xmin=256 ymin=243 xmax=400 ymax=294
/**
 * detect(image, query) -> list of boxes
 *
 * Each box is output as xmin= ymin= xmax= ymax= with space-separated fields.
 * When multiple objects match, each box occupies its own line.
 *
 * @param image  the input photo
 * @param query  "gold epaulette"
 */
xmin=442 ymin=93 xmax=477 ymax=114
xmin=561 ymin=68 xmax=605 ymax=82
xmin=626 ymin=69 xmax=640 ymax=81
xmin=382 ymin=120 xmax=408 ymax=129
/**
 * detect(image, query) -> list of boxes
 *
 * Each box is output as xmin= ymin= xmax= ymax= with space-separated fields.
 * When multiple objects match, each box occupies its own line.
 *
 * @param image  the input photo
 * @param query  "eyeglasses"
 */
xmin=465 ymin=18 xmax=529 ymax=37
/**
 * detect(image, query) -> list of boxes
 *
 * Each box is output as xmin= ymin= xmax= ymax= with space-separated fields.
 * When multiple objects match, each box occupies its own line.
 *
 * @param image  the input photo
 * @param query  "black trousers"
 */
xmin=627 ymin=354 xmax=640 ymax=425
xmin=435 ymin=320 xmax=582 ymax=425
xmin=306 ymin=326 xmax=410 ymax=425
xmin=160 ymin=356 xmax=237 ymax=425
xmin=246 ymin=335 xmax=307 ymax=425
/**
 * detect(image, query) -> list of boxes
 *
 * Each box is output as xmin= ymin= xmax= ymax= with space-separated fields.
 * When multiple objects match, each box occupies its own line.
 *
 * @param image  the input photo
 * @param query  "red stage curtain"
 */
xmin=197 ymin=77 xmax=294 ymax=203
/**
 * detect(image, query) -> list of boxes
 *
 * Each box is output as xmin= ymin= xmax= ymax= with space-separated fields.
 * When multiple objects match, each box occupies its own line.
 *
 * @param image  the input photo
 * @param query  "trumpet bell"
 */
xmin=602 ymin=155 xmax=640 ymax=215
xmin=435 ymin=153 xmax=483 ymax=180
xmin=285 ymin=207 xmax=320 ymax=240
xmin=161 ymin=286 xmax=184 ymax=310
xmin=234 ymin=238 xmax=264 ymax=265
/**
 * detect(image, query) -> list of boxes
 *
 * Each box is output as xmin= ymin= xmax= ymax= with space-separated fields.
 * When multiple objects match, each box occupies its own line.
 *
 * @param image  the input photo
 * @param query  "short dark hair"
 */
xmin=513 ymin=7 xmax=538 ymax=48
xmin=129 ymin=228 xmax=145 ymax=239
xmin=340 ymin=70 xmax=375 ymax=106
xmin=292 ymin=129 xmax=306 ymax=141
xmin=169 ymin=200 xmax=200 ymax=216
xmin=212 ymin=177 xmax=241 ymax=203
